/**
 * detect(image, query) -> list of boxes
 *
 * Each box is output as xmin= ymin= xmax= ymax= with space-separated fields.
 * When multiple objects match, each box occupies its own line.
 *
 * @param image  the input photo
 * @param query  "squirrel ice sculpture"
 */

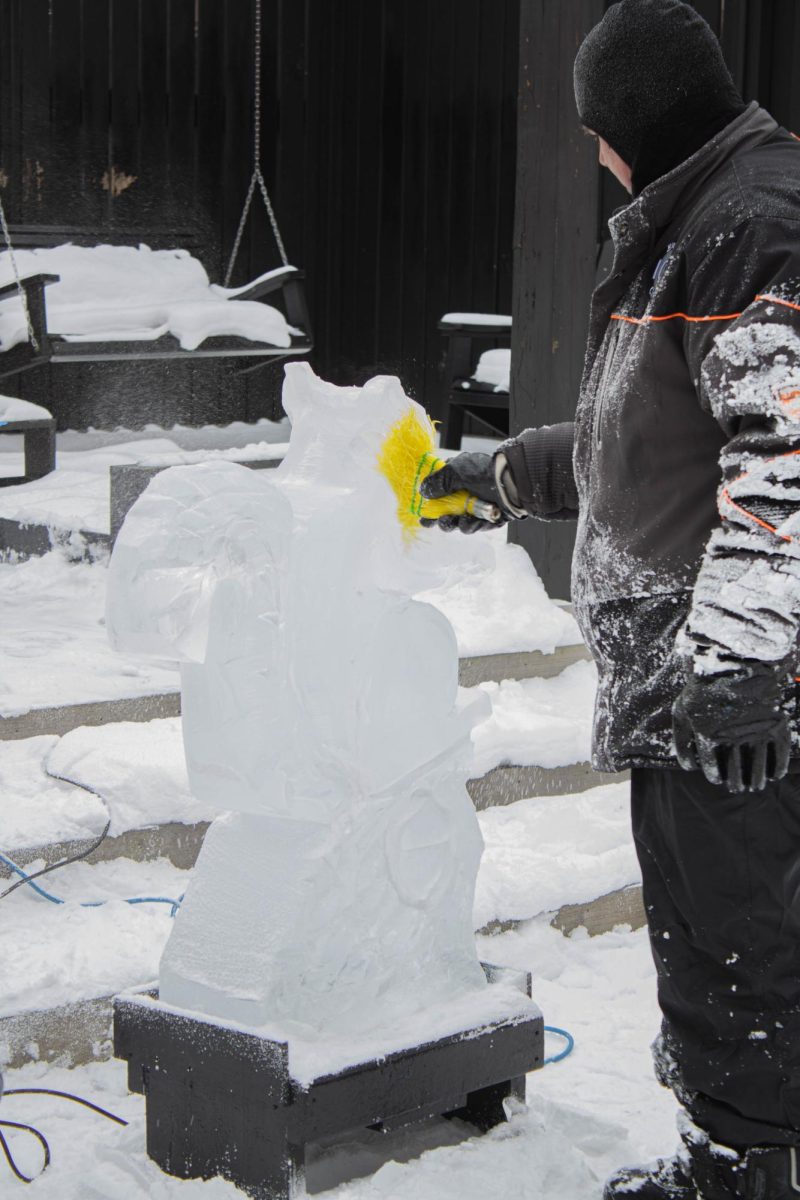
xmin=106 ymin=363 xmax=488 ymax=1038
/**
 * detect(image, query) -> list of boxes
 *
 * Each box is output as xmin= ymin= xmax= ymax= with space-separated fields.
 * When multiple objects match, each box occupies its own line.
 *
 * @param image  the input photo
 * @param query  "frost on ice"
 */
xmin=106 ymin=363 xmax=489 ymax=1037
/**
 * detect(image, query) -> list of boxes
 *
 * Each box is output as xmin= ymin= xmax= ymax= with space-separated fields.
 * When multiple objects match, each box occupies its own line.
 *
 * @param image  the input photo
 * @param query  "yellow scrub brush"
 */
xmin=377 ymin=407 xmax=502 ymax=543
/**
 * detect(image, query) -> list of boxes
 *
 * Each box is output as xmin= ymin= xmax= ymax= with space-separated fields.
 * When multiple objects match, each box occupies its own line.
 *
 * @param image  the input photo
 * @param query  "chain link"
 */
xmin=224 ymin=0 xmax=290 ymax=286
xmin=0 ymin=191 xmax=39 ymax=353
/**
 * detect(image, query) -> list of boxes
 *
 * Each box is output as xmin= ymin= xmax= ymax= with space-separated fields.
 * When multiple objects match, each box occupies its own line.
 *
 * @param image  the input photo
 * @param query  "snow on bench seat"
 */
xmin=0 ymin=244 xmax=295 ymax=352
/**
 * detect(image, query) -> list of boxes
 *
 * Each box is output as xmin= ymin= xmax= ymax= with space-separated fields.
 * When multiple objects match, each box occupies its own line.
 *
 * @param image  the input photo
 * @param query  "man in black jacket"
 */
xmin=422 ymin=2 xmax=800 ymax=1197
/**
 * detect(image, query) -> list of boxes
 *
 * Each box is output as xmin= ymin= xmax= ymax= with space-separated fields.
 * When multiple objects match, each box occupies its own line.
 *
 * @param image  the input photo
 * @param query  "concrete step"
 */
xmin=0 ymin=992 xmax=117 ymax=1070
xmin=1 ymin=645 xmax=588 ymax=742
xmin=458 ymin=642 xmax=591 ymax=687
xmin=468 ymin=763 xmax=628 ymax=810
xmin=0 ymin=821 xmax=209 ymax=880
xmin=0 ymin=692 xmax=180 ymax=741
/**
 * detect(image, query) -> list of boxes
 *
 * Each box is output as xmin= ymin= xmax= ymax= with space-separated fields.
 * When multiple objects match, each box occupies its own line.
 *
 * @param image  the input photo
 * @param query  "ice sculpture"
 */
xmin=106 ymin=363 xmax=489 ymax=1038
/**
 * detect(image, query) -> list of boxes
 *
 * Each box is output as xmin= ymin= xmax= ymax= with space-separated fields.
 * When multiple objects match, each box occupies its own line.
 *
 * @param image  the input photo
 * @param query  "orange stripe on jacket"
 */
xmin=611 ymin=293 xmax=800 ymax=326
xmin=610 ymin=311 xmax=743 ymax=325
xmin=757 ymin=293 xmax=800 ymax=316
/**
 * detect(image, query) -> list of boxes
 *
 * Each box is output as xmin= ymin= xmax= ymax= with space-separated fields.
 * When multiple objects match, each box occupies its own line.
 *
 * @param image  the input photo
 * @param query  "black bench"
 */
xmin=0 ymin=415 xmax=56 ymax=486
xmin=438 ymin=314 xmax=511 ymax=450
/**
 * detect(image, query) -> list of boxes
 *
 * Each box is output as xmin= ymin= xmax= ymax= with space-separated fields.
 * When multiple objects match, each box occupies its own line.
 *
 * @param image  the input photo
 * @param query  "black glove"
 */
xmin=672 ymin=663 xmax=792 ymax=792
xmin=418 ymin=452 xmax=510 ymax=534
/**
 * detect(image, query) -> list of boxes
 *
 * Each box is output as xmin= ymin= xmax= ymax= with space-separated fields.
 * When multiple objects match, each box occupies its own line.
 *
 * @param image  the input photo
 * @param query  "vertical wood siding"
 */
xmin=0 ymin=0 xmax=519 ymax=427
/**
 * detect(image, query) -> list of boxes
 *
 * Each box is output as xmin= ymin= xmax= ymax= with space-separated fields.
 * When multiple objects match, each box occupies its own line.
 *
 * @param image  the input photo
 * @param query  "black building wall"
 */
xmin=512 ymin=0 xmax=800 ymax=600
xmin=0 ymin=0 xmax=519 ymax=430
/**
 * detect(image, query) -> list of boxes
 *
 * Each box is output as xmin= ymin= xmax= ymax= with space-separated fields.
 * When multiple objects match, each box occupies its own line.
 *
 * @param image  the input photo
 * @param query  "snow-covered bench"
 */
xmin=0 ymin=242 xmax=312 ymax=379
xmin=0 ymin=396 xmax=56 ymax=485
xmin=438 ymin=313 xmax=511 ymax=449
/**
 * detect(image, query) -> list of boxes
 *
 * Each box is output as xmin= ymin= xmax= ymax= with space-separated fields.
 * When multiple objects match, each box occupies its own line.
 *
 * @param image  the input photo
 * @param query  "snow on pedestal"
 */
xmin=106 ymin=363 xmax=490 ymax=1039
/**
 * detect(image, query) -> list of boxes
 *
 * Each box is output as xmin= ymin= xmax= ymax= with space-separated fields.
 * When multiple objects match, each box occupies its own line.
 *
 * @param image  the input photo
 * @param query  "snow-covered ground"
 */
xmin=0 ymin=916 xmax=676 ymax=1199
xmin=0 ymin=857 xmax=187 ymax=1019
xmin=0 ymin=552 xmax=179 ymax=718
xmin=469 ymin=661 xmax=596 ymax=777
xmin=475 ymin=782 xmax=635 ymax=930
xmin=0 ymin=529 xmax=579 ymax=719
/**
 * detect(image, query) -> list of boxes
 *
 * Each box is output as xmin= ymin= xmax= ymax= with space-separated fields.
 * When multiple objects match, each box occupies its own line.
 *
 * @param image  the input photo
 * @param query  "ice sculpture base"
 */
xmin=114 ymin=967 xmax=544 ymax=1200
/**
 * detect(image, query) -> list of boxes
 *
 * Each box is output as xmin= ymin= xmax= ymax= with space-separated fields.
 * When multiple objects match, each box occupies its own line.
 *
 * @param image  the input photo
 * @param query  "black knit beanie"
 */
xmin=574 ymin=0 xmax=746 ymax=194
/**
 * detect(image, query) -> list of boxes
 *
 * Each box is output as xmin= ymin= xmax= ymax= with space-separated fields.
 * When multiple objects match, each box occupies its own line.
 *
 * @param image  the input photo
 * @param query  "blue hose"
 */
xmin=0 ymin=850 xmax=182 ymax=917
xmin=543 ymin=1024 xmax=575 ymax=1065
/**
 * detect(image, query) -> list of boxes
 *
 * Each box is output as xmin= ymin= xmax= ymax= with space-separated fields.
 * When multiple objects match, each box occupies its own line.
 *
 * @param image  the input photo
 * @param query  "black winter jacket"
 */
xmin=504 ymin=103 xmax=800 ymax=772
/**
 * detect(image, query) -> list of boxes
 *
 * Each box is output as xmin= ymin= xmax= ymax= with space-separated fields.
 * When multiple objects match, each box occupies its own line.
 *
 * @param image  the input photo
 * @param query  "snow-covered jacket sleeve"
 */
xmin=498 ymin=422 xmax=579 ymax=521
xmin=681 ymin=217 xmax=800 ymax=674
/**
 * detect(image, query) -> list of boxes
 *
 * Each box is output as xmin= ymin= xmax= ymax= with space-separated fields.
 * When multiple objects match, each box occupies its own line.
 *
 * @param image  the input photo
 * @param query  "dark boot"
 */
xmin=603 ymin=1149 xmax=697 ymax=1198
xmin=694 ymin=1144 xmax=800 ymax=1199
xmin=605 ymin=1139 xmax=800 ymax=1200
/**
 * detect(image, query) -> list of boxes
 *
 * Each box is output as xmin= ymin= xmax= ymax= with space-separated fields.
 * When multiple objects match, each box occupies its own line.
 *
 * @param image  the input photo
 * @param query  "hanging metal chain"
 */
xmin=0 ymin=192 xmax=39 ymax=352
xmin=224 ymin=0 xmax=290 ymax=286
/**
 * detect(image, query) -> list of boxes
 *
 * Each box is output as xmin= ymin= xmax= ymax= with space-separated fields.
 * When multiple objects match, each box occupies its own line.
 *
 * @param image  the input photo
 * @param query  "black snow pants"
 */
xmin=631 ymin=767 xmax=800 ymax=1147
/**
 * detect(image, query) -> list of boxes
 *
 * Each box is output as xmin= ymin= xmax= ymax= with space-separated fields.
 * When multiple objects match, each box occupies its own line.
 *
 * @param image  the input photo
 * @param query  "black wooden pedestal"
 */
xmin=114 ymin=968 xmax=543 ymax=1199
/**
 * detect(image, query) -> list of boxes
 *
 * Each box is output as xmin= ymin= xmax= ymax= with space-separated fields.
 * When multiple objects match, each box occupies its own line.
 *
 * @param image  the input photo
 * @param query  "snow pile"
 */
xmin=0 ymin=245 xmax=294 ymax=351
xmin=468 ymin=659 xmax=597 ymax=776
xmin=415 ymin=536 xmax=580 ymax=654
xmin=472 ymin=348 xmax=511 ymax=392
xmin=0 ymin=735 xmax=107 ymax=850
xmin=0 ymin=394 xmax=53 ymax=423
xmin=0 ymin=856 xmax=188 ymax=1018
xmin=0 ymin=550 xmax=178 ymax=718
xmin=47 ymin=719 xmax=214 ymax=836
xmin=474 ymin=781 xmax=637 ymax=929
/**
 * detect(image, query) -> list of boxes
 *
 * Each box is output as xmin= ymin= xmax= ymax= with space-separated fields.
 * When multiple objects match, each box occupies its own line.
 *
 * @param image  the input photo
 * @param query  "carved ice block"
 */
xmin=107 ymin=363 xmax=491 ymax=1037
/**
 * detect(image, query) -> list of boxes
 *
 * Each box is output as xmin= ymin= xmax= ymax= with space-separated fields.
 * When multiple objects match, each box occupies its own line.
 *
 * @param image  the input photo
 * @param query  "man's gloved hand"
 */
xmin=672 ymin=663 xmax=792 ymax=792
xmin=419 ymin=452 xmax=513 ymax=534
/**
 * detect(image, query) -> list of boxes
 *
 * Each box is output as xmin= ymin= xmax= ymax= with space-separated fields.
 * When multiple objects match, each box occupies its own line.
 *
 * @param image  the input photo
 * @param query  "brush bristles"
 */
xmin=377 ymin=408 xmax=474 ymax=543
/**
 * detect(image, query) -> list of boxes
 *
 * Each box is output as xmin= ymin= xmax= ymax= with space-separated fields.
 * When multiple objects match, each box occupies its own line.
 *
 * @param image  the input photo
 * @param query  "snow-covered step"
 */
xmin=1 ymin=656 xmax=616 ymax=886
xmin=0 ymin=993 xmax=118 ymax=1071
xmin=0 ymin=856 xmax=189 ymax=1070
xmin=0 ymin=779 xmax=642 ymax=1071
xmin=458 ymin=642 xmax=591 ymax=687
xmin=0 ymin=551 xmax=180 ymax=735
xmin=474 ymin=782 xmax=641 ymax=935
xmin=464 ymin=659 xmax=628 ymax=808
xmin=2 ymin=645 xmax=596 ymax=744
xmin=0 ymin=723 xmax=215 ymax=882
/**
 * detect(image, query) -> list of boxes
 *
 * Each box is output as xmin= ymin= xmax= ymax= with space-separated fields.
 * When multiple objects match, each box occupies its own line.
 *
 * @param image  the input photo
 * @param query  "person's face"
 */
xmin=586 ymin=130 xmax=633 ymax=193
